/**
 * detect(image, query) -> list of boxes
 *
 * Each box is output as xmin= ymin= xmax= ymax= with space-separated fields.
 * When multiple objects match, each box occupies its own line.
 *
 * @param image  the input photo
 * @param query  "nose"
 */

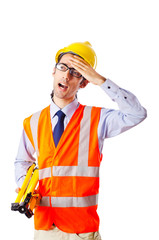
xmin=62 ymin=69 xmax=71 ymax=81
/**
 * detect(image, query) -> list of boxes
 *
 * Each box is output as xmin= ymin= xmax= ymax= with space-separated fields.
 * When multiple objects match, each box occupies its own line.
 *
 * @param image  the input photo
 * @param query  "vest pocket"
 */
xmin=75 ymin=232 xmax=94 ymax=239
xmin=75 ymin=231 xmax=101 ymax=240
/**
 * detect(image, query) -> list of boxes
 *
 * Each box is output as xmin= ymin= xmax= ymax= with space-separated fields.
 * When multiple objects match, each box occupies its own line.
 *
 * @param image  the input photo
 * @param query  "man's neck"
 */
xmin=53 ymin=96 xmax=76 ymax=109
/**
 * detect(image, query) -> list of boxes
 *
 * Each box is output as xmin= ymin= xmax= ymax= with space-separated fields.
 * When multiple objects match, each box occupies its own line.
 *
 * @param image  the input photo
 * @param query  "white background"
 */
xmin=0 ymin=0 xmax=158 ymax=239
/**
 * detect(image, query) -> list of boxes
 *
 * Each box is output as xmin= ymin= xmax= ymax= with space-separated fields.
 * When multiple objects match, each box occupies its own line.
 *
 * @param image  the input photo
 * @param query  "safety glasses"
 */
xmin=55 ymin=63 xmax=82 ymax=78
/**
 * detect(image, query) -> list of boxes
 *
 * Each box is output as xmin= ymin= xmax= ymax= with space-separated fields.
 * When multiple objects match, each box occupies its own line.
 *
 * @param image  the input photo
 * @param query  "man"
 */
xmin=15 ymin=41 xmax=147 ymax=240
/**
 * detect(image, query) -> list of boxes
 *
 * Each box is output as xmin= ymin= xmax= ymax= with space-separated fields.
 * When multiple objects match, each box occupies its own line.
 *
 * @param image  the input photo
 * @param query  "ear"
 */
xmin=79 ymin=79 xmax=89 ymax=89
xmin=52 ymin=67 xmax=56 ymax=76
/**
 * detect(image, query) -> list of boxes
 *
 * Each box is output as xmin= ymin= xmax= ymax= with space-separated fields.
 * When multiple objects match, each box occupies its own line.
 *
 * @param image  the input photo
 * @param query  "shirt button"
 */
xmin=124 ymin=96 xmax=127 ymax=99
xmin=108 ymin=86 xmax=111 ymax=89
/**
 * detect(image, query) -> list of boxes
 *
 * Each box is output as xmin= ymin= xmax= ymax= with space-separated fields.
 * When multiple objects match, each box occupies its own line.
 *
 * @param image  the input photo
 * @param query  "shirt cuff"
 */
xmin=100 ymin=78 xmax=120 ymax=100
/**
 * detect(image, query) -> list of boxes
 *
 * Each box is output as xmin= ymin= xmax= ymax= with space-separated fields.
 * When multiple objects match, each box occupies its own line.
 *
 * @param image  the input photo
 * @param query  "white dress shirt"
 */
xmin=15 ymin=79 xmax=147 ymax=187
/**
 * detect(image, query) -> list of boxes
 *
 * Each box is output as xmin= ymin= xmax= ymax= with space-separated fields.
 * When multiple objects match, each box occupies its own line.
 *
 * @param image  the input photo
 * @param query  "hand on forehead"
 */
xmin=69 ymin=55 xmax=90 ymax=68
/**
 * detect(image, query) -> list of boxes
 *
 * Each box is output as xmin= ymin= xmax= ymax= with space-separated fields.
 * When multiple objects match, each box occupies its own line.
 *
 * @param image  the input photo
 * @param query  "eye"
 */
xmin=57 ymin=63 xmax=67 ymax=71
xmin=72 ymin=70 xmax=82 ymax=77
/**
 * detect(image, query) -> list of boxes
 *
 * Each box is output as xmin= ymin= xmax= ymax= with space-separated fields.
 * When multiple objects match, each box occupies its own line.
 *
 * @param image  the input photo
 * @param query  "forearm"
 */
xmin=100 ymin=79 xmax=147 ymax=117
xmin=98 ymin=79 xmax=147 ymax=139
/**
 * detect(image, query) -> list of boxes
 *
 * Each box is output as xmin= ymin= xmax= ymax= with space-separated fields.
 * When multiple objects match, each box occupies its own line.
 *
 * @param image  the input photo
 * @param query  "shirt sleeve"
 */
xmin=14 ymin=129 xmax=36 ymax=187
xmin=98 ymin=79 xmax=147 ymax=152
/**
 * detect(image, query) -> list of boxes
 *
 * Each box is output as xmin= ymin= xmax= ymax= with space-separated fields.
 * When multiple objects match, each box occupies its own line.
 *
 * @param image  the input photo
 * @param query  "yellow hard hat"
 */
xmin=55 ymin=41 xmax=97 ymax=69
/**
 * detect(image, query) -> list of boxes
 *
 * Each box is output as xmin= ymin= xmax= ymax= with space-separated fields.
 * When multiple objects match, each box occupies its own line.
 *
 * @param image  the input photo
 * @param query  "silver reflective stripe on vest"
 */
xmin=39 ymin=166 xmax=99 ymax=180
xmin=78 ymin=106 xmax=92 ymax=166
xmin=53 ymin=166 xmax=99 ymax=177
xmin=40 ymin=194 xmax=98 ymax=207
xmin=39 ymin=167 xmax=52 ymax=179
xmin=30 ymin=110 xmax=42 ymax=156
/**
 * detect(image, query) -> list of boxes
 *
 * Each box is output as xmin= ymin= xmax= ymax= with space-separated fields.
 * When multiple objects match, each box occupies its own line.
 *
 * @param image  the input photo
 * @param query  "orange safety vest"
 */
xmin=23 ymin=104 xmax=103 ymax=233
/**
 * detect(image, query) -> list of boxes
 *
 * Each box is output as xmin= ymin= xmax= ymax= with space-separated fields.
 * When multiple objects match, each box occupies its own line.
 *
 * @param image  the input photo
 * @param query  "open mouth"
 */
xmin=58 ymin=83 xmax=68 ymax=90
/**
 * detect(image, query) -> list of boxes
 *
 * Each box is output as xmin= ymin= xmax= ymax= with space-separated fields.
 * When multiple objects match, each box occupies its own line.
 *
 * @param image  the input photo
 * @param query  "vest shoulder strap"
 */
xmin=23 ymin=109 xmax=43 ymax=156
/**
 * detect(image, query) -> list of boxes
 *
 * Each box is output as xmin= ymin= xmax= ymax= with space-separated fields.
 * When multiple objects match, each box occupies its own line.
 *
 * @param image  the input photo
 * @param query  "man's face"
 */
xmin=52 ymin=53 xmax=85 ymax=101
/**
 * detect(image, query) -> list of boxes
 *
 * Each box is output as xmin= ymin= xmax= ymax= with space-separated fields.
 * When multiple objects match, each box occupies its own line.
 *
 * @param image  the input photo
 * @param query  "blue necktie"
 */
xmin=53 ymin=110 xmax=66 ymax=147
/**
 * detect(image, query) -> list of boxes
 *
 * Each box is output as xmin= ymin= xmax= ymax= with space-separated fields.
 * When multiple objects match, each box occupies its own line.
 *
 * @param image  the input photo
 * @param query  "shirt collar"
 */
xmin=50 ymin=98 xmax=79 ymax=121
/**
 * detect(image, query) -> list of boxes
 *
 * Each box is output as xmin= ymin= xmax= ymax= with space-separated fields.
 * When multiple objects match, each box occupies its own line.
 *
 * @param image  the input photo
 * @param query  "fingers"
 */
xmin=15 ymin=187 xmax=21 ymax=193
xmin=69 ymin=55 xmax=90 ymax=71
xmin=70 ymin=55 xmax=89 ymax=65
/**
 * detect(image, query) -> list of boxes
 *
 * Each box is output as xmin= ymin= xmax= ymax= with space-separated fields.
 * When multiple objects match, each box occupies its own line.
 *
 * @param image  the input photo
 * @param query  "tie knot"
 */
xmin=56 ymin=110 xmax=65 ymax=120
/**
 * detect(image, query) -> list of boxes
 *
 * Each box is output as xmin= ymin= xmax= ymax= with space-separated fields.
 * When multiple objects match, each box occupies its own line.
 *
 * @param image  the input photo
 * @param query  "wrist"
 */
xmin=97 ymin=76 xmax=107 ymax=86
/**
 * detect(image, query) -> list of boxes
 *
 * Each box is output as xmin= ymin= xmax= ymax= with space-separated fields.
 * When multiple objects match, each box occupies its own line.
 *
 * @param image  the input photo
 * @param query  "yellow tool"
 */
xmin=11 ymin=163 xmax=40 ymax=218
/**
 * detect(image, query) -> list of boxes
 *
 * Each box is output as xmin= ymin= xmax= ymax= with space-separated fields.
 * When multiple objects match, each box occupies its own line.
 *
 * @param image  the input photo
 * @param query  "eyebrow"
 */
xmin=59 ymin=62 xmax=76 ymax=70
